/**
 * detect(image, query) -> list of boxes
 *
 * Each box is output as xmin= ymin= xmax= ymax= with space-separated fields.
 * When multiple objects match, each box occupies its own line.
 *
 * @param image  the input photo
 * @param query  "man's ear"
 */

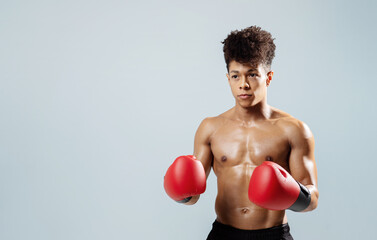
xmin=226 ymin=73 xmax=230 ymax=82
xmin=266 ymin=71 xmax=274 ymax=86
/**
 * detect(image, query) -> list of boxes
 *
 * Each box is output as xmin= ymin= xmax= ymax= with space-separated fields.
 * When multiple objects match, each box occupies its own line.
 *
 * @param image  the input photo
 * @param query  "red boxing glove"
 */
xmin=248 ymin=161 xmax=311 ymax=212
xmin=164 ymin=155 xmax=206 ymax=203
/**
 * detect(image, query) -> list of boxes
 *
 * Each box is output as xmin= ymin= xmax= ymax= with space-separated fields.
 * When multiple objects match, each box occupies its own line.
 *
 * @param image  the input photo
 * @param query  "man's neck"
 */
xmin=233 ymin=99 xmax=272 ymax=123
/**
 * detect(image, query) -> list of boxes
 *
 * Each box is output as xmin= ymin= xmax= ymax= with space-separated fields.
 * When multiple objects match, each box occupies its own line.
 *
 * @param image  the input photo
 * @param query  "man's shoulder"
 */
xmin=199 ymin=114 xmax=227 ymax=131
xmin=196 ymin=110 xmax=232 ymax=141
xmin=271 ymin=107 xmax=313 ymax=140
xmin=200 ymin=107 xmax=232 ymax=124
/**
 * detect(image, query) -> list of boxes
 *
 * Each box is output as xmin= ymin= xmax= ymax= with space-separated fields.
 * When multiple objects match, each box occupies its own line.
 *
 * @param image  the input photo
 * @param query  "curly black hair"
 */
xmin=222 ymin=26 xmax=276 ymax=72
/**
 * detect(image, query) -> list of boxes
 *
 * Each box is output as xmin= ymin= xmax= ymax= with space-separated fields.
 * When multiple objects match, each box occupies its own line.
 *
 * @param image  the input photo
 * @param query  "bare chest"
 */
xmin=210 ymin=121 xmax=291 ymax=168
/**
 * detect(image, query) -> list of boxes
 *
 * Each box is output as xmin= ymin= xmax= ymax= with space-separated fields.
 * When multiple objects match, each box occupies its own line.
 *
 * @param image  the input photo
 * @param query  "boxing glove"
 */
xmin=164 ymin=155 xmax=206 ymax=203
xmin=248 ymin=161 xmax=311 ymax=212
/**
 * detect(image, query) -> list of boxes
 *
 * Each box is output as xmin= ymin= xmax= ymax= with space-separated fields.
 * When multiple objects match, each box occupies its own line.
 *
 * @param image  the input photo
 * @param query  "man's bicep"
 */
xmin=193 ymin=118 xmax=214 ymax=178
xmin=288 ymin=122 xmax=318 ymax=187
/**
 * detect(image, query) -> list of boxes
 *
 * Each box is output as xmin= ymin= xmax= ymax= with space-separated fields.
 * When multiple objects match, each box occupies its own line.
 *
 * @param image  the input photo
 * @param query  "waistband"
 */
xmin=212 ymin=220 xmax=291 ymax=240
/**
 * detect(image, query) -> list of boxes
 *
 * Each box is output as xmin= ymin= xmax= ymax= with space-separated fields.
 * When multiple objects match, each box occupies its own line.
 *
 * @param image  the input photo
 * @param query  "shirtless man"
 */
xmin=164 ymin=26 xmax=319 ymax=240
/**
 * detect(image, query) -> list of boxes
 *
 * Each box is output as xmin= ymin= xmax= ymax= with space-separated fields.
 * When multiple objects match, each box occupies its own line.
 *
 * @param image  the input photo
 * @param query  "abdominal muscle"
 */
xmin=214 ymin=164 xmax=287 ymax=230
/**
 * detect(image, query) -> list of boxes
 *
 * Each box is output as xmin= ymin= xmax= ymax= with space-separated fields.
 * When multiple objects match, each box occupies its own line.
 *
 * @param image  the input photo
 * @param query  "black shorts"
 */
xmin=206 ymin=220 xmax=294 ymax=240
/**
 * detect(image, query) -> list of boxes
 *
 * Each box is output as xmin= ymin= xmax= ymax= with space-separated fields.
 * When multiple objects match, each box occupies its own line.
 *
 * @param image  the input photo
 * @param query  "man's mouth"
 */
xmin=238 ymin=94 xmax=252 ymax=99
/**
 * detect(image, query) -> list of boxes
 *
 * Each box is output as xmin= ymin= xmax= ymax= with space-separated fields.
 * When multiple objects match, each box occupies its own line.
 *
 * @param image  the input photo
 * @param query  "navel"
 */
xmin=241 ymin=208 xmax=250 ymax=214
xmin=265 ymin=156 xmax=273 ymax=161
xmin=221 ymin=155 xmax=227 ymax=162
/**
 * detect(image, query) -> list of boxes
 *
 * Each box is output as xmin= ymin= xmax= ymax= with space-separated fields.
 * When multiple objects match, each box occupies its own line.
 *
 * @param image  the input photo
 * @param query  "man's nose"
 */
xmin=239 ymin=77 xmax=250 ymax=89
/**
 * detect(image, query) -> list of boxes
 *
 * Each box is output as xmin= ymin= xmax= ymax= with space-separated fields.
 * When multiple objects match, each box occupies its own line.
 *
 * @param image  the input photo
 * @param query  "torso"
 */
xmin=208 ymin=107 xmax=296 ymax=230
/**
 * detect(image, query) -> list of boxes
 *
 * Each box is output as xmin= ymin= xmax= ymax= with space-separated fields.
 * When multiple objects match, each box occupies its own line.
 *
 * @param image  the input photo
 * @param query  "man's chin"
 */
xmin=237 ymin=101 xmax=255 ymax=108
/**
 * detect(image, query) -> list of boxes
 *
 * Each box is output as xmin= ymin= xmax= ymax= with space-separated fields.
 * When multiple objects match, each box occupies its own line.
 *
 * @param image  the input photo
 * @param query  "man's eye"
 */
xmin=249 ymin=73 xmax=257 ymax=77
xmin=232 ymin=75 xmax=238 ymax=79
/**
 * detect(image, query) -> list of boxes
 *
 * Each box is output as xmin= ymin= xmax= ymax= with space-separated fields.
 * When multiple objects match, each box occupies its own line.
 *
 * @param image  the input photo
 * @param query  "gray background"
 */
xmin=1 ymin=0 xmax=376 ymax=239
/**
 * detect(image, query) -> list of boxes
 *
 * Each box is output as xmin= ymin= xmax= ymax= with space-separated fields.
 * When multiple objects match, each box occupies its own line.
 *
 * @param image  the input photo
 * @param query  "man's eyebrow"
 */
xmin=247 ymin=68 xmax=258 ymax=72
xmin=230 ymin=69 xmax=257 ymax=73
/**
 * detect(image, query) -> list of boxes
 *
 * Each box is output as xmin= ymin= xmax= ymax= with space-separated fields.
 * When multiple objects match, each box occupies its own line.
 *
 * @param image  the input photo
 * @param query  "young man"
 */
xmin=164 ymin=26 xmax=319 ymax=240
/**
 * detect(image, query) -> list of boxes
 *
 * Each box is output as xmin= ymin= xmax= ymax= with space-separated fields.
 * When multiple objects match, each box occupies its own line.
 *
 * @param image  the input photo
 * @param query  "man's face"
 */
xmin=226 ymin=60 xmax=273 ymax=108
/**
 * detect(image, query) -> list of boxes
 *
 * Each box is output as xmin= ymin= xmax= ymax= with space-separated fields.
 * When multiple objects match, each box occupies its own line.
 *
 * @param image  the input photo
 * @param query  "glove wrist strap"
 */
xmin=288 ymin=182 xmax=311 ymax=212
xmin=177 ymin=196 xmax=192 ymax=204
